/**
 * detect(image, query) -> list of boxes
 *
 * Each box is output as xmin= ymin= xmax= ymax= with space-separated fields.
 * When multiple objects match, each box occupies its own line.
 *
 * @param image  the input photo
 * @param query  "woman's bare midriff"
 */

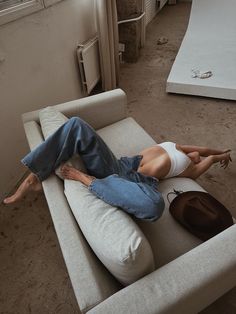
xmin=137 ymin=145 xmax=195 ymax=179
xmin=137 ymin=146 xmax=171 ymax=179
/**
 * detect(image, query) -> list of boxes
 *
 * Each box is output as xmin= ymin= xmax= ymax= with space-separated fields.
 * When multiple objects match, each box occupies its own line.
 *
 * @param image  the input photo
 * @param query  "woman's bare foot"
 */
xmin=3 ymin=173 xmax=42 ymax=204
xmin=60 ymin=164 xmax=95 ymax=186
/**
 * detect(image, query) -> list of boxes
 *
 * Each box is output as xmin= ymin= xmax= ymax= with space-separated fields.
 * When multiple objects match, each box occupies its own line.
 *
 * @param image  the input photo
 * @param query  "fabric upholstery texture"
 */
xmin=39 ymin=107 xmax=68 ymax=138
xmin=97 ymin=117 xmax=157 ymax=158
xmin=64 ymin=179 xmax=155 ymax=285
xmin=39 ymin=106 xmax=155 ymax=285
xmin=22 ymin=88 xmax=127 ymax=130
xmin=39 ymin=107 xmax=86 ymax=177
xmin=87 ymin=223 xmax=236 ymax=314
xmin=138 ymin=177 xmax=204 ymax=267
xmin=41 ymin=175 xmax=121 ymax=313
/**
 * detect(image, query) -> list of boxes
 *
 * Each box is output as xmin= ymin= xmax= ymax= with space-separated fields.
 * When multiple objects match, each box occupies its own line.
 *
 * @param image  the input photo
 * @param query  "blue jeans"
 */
xmin=22 ymin=117 xmax=165 ymax=221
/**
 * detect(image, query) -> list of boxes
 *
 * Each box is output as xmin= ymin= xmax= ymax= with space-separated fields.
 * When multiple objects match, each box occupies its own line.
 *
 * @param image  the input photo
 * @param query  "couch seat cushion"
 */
xmin=137 ymin=178 xmax=204 ymax=268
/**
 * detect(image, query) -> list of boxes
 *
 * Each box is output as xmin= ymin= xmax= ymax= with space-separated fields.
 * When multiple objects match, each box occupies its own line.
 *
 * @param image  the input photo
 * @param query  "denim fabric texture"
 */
xmin=22 ymin=117 xmax=165 ymax=221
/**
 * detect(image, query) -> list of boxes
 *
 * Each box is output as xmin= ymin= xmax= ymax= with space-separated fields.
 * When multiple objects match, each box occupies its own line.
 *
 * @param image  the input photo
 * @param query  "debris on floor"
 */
xmin=191 ymin=69 xmax=213 ymax=79
xmin=157 ymin=36 xmax=168 ymax=45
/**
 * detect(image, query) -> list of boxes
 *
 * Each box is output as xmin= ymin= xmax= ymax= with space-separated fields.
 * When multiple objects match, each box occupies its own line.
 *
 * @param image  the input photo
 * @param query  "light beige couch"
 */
xmin=22 ymin=89 xmax=236 ymax=314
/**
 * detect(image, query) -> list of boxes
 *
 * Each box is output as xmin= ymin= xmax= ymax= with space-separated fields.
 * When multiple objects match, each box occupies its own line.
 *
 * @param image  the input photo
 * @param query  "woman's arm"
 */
xmin=178 ymin=144 xmax=231 ymax=157
xmin=188 ymin=152 xmax=232 ymax=179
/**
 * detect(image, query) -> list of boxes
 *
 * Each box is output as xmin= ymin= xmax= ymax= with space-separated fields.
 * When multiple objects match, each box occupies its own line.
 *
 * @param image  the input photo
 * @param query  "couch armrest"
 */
xmin=22 ymin=89 xmax=127 ymax=130
xmin=88 ymin=224 xmax=236 ymax=314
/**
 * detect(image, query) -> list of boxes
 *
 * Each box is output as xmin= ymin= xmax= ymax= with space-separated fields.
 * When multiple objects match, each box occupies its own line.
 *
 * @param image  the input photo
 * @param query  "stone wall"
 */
xmin=117 ymin=0 xmax=143 ymax=62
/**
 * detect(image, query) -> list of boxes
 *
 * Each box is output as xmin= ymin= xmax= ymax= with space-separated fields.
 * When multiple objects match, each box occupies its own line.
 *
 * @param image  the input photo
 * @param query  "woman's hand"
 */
xmin=223 ymin=149 xmax=231 ymax=154
xmin=219 ymin=152 xmax=232 ymax=169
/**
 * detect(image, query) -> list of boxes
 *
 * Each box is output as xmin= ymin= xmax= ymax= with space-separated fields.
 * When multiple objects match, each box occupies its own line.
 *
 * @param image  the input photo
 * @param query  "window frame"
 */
xmin=0 ymin=0 xmax=62 ymax=26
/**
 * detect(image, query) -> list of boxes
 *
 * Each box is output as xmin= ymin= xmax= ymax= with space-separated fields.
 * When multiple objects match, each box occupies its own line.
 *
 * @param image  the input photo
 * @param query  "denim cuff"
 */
xmin=21 ymin=159 xmax=43 ymax=182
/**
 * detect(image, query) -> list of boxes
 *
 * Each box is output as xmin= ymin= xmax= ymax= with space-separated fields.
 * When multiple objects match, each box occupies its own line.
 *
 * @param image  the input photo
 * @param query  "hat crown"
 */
xmin=169 ymin=191 xmax=234 ymax=241
xmin=184 ymin=197 xmax=221 ymax=231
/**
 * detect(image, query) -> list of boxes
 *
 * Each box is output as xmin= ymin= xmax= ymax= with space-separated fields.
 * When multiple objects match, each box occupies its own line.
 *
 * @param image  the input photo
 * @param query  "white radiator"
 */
xmin=77 ymin=37 xmax=100 ymax=95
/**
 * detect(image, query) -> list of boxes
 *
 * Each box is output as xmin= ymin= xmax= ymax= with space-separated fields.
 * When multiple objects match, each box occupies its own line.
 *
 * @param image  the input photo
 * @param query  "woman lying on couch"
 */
xmin=3 ymin=117 xmax=232 ymax=221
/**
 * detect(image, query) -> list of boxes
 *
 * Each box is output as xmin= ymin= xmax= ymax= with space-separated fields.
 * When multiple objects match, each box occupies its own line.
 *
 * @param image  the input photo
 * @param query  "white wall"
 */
xmin=0 ymin=0 xmax=96 ymax=201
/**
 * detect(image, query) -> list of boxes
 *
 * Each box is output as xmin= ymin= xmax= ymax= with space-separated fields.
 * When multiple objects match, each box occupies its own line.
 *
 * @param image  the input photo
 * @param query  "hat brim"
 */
xmin=169 ymin=191 xmax=233 ymax=241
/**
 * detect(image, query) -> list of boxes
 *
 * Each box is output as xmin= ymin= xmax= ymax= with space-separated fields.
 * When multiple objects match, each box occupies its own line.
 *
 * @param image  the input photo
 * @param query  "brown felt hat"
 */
xmin=169 ymin=191 xmax=234 ymax=241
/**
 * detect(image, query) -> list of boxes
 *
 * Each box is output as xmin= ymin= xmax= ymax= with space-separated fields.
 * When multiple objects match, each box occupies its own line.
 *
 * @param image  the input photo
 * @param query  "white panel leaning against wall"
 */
xmin=0 ymin=0 xmax=63 ymax=25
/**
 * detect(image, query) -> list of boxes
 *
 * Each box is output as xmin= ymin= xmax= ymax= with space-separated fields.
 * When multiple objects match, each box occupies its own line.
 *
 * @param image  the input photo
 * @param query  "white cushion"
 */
xmin=39 ymin=107 xmax=86 ymax=177
xmin=39 ymin=107 xmax=68 ymax=138
xmin=38 ymin=106 xmax=155 ymax=285
xmin=64 ymin=179 xmax=155 ymax=285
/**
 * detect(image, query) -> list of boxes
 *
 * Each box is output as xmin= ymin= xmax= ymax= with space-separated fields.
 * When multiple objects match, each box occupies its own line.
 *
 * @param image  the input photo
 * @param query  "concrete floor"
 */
xmin=1 ymin=2 xmax=236 ymax=314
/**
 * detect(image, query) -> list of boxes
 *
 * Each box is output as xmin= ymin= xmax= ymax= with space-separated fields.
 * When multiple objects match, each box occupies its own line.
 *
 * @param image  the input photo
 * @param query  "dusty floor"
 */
xmin=1 ymin=2 xmax=236 ymax=314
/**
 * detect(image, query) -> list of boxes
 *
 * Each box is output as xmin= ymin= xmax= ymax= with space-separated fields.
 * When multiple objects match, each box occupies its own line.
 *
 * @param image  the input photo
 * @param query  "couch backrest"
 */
xmin=22 ymin=89 xmax=127 ymax=131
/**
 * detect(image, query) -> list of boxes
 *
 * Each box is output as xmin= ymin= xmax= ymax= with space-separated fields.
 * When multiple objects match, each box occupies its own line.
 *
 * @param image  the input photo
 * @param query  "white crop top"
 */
xmin=158 ymin=142 xmax=191 ymax=178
